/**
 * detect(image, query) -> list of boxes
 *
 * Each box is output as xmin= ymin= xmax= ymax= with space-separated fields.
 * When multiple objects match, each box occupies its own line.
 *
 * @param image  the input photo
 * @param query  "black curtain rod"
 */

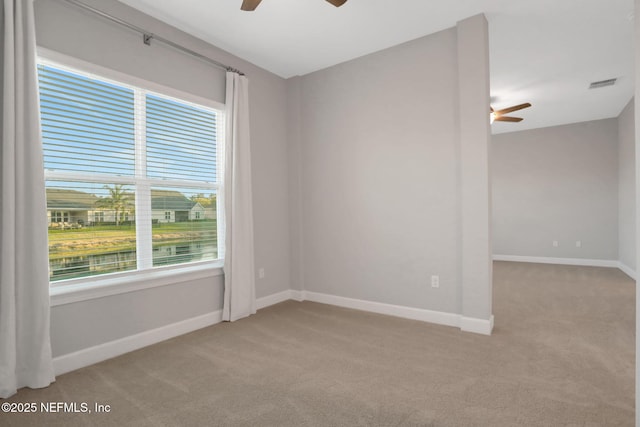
xmin=60 ymin=0 xmax=244 ymax=75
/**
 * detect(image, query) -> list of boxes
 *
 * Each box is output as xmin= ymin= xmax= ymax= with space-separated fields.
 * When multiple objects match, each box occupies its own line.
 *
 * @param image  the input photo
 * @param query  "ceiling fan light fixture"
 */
xmin=489 ymin=102 xmax=531 ymax=124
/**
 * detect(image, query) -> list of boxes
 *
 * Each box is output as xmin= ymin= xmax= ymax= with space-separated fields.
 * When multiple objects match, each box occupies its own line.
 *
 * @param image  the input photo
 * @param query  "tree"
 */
xmin=95 ymin=184 xmax=133 ymax=227
xmin=190 ymin=193 xmax=216 ymax=208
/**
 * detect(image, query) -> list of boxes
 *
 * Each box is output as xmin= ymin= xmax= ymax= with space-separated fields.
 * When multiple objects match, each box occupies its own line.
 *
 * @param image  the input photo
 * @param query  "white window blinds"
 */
xmin=38 ymin=61 xmax=222 ymax=284
xmin=146 ymin=94 xmax=217 ymax=183
xmin=39 ymin=64 xmax=135 ymax=176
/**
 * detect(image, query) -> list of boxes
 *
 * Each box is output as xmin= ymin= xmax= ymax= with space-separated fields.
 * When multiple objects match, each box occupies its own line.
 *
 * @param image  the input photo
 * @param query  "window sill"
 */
xmin=50 ymin=261 xmax=224 ymax=307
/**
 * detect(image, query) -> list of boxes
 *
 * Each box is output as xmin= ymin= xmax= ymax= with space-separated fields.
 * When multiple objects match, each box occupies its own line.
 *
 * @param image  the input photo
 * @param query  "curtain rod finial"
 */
xmin=226 ymin=66 xmax=244 ymax=76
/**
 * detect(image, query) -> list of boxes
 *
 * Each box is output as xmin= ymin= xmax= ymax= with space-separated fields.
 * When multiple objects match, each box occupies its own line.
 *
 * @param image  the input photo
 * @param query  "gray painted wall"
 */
xmin=492 ymin=119 xmax=619 ymax=261
xmin=618 ymin=98 xmax=635 ymax=273
xmin=297 ymin=28 xmax=460 ymax=313
xmin=290 ymin=16 xmax=492 ymax=321
xmin=35 ymin=0 xmax=291 ymax=357
xmin=50 ymin=278 xmax=222 ymax=356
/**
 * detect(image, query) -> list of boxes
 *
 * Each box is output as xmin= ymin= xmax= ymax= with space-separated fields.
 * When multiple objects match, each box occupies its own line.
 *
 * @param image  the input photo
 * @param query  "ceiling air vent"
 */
xmin=589 ymin=78 xmax=617 ymax=89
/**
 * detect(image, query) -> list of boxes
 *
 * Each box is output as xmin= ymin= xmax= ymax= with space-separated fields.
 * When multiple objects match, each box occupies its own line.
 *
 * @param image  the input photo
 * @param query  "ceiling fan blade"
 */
xmin=326 ymin=0 xmax=347 ymax=6
xmin=494 ymin=116 xmax=523 ymax=122
xmin=241 ymin=0 xmax=262 ymax=11
xmin=494 ymin=103 xmax=531 ymax=115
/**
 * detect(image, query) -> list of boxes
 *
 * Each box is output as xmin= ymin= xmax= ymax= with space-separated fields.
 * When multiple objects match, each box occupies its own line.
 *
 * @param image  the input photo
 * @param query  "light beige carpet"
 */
xmin=2 ymin=261 xmax=635 ymax=426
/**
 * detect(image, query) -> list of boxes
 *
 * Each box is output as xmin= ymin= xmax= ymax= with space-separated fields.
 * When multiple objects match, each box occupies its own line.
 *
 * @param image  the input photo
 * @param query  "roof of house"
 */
xmin=46 ymin=188 xmax=98 ymax=210
xmin=150 ymin=190 xmax=197 ymax=211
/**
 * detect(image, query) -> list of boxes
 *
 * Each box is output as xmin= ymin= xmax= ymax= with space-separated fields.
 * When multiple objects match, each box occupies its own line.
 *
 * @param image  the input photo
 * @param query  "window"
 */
xmin=93 ymin=212 xmax=104 ymax=224
xmin=51 ymin=211 xmax=69 ymax=223
xmin=38 ymin=60 xmax=223 ymax=283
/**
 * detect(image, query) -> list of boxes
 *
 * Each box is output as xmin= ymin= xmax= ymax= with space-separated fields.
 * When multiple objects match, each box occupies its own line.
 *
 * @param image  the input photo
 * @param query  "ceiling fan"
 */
xmin=490 ymin=103 xmax=531 ymax=123
xmin=241 ymin=0 xmax=347 ymax=11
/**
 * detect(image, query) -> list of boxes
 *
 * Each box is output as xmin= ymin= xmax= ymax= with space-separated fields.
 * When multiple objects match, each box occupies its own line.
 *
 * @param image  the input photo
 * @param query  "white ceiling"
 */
xmin=117 ymin=0 xmax=634 ymax=134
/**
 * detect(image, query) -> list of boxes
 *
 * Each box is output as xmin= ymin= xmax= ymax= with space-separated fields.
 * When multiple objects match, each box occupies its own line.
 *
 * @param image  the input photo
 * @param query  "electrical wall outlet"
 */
xmin=552 ymin=240 xmax=559 ymax=247
xmin=258 ymin=268 xmax=265 ymax=279
xmin=576 ymin=240 xmax=582 ymax=248
xmin=431 ymin=275 xmax=439 ymax=288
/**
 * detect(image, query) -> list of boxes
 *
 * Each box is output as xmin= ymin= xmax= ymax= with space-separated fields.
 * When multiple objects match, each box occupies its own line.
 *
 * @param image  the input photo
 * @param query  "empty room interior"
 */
xmin=1 ymin=0 xmax=639 ymax=425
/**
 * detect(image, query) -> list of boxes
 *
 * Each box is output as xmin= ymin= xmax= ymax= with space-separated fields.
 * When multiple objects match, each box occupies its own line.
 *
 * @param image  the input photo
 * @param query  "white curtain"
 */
xmin=0 ymin=0 xmax=55 ymax=398
xmin=222 ymin=72 xmax=256 ymax=322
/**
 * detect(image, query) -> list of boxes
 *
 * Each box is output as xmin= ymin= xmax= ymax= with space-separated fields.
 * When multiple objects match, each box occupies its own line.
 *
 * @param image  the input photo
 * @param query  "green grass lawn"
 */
xmin=48 ymin=220 xmax=217 ymax=259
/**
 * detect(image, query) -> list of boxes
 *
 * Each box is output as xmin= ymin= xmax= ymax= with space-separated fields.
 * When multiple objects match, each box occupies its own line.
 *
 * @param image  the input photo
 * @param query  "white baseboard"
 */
xmin=493 ymin=255 xmax=637 ymax=280
xmin=461 ymin=315 xmax=494 ymax=335
xmin=290 ymin=289 xmax=306 ymax=302
xmin=256 ymin=290 xmax=294 ymax=310
xmin=618 ymin=262 xmax=636 ymax=280
xmin=291 ymin=290 xmax=493 ymax=335
xmin=54 ymin=289 xmax=299 ymax=376
xmin=303 ymin=291 xmax=460 ymax=328
xmin=53 ymin=310 xmax=222 ymax=376
xmin=493 ymin=254 xmax=619 ymax=268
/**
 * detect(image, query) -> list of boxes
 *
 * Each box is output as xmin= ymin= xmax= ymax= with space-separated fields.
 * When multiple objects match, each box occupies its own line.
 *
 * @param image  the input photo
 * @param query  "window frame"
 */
xmin=39 ymin=48 xmax=226 ymax=304
xmin=50 ymin=211 xmax=70 ymax=224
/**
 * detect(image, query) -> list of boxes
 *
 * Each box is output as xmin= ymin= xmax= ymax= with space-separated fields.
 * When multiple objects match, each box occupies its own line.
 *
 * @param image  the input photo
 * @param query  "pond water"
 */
xmin=50 ymin=241 xmax=217 ymax=281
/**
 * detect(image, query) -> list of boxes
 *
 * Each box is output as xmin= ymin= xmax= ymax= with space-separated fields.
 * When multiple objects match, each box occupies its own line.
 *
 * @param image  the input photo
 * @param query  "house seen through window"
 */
xmin=38 ymin=60 xmax=222 ymax=283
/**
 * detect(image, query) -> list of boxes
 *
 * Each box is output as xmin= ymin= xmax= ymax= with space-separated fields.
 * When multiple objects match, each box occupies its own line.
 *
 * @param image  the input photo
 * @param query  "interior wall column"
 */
xmin=456 ymin=14 xmax=494 ymax=334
